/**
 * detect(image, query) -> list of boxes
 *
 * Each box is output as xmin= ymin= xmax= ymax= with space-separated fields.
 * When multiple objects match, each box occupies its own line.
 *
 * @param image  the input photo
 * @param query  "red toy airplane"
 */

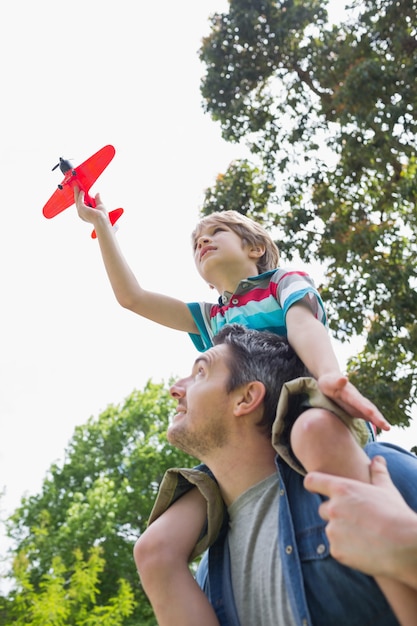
xmin=42 ymin=144 xmax=123 ymax=239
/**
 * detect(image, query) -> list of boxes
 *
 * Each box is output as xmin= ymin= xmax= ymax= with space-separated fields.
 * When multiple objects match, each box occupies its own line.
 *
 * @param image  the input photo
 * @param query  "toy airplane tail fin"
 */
xmin=91 ymin=208 xmax=124 ymax=239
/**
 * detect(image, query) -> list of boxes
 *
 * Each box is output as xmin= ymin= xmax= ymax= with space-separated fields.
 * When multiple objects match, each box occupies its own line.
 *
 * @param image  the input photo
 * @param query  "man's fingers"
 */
xmin=370 ymin=456 xmax=392 ymax=487
xmin=305 ymin=458 xmax=390 ymax=499
xmin=318 ymin=500 xmax=331 ymax=522
xmin=303 ymin=471 xmax=335 ymax=498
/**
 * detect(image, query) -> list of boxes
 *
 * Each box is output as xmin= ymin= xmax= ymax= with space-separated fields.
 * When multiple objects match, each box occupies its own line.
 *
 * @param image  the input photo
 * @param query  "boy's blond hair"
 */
xmin=192 ymin=210 xmax=279 ymax=274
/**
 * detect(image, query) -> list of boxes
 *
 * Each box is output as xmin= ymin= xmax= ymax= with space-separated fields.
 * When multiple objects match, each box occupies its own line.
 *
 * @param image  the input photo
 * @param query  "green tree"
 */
xmin=199 ymin=0 xmax=417 ymax=427
xmin=6 ymin=547 xmax=134 ymax=626
xmin=2 ymin=381 xmax=198 ymax=625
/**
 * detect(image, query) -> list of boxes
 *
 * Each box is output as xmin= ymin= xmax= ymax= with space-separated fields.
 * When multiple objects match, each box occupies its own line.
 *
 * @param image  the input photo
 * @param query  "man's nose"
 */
xmin=169 ymin=378 xmax=187 ymax=398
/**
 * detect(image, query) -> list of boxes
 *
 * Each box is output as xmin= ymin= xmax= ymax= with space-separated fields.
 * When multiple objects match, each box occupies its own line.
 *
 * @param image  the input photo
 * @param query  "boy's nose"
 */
xmin=197 ymin=235 xmax=211 ymax=248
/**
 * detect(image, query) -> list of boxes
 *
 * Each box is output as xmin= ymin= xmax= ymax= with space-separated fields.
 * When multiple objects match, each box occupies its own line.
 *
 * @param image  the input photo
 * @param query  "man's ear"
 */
xmin=234 ymin=381 xmax=266 ymax=416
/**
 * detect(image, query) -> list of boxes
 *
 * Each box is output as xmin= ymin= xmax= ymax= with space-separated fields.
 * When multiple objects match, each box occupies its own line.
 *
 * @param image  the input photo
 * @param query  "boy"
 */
xmin=75 ymin=189 xmax=390 ymax=625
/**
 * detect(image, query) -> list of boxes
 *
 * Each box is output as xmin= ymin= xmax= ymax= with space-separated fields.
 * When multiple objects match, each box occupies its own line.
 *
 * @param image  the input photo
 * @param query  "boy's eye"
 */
xmin=192 ymin=226 xmax=227 ymax=249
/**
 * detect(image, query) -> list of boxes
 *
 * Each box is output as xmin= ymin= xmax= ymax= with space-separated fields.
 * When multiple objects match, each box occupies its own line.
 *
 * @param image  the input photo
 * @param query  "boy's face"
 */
xmin=193 ymin=223 xmax=256 ymax=282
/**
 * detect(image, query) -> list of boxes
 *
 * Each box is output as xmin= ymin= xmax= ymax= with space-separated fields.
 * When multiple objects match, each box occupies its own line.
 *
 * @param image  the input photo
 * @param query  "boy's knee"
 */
xmin=292 ymin=408 xmax=338 ymax=444
xmin=133 ymin=532 xmax=152 ymax=575
xmin=134 ymin=526 xmax=174 ymax=577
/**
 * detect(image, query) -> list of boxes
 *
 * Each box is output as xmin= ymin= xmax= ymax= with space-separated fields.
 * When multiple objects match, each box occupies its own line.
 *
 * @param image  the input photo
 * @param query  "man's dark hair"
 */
xmin=213 ymin=324 xmax=309 ymax=434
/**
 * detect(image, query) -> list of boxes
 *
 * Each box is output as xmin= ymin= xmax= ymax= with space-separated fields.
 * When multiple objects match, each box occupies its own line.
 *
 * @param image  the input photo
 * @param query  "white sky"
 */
xmin=0 ymin=0 xmax=415 ymax=550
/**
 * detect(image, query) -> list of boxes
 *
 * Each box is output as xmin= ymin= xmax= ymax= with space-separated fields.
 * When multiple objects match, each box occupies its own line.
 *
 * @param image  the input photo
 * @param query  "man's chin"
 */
xmin=167 ymin=427 xmax=192 ymax=455
xmin=167 ymin=424 xmax=181 ymax=445
xmin=166 ymin=425 xmax=174 ymax=443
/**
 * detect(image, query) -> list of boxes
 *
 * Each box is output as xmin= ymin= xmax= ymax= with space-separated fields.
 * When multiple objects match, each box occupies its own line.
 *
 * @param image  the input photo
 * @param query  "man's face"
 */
xmin=168 ymin=344 xmax=236 ymax=459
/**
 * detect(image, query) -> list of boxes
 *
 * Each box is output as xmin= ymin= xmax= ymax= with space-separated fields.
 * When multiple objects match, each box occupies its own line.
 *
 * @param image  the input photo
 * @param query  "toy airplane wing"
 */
xmin=42 ymin=145 xmax=116 ymax=219
xmin=42 ymin=184 xmax=74 ymax=219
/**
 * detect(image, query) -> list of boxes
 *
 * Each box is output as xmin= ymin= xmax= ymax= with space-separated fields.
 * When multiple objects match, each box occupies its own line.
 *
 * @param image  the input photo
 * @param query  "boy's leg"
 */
xmin=134 ymin=487 xmax=219 ymax=626
xmin=376 ymin=577 xmax=417 ymax=626
xmin=290 ymin=408 xmax=371 ymax=482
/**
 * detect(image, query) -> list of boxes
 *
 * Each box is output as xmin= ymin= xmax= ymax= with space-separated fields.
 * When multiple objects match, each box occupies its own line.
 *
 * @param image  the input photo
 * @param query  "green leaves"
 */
xmin=3 ymin=381 xmax=197 ymax=625
xmin=201 ymin=159 xmax=275 ymax=223
xmin=200 ymin=0 xmax=417 ymax=426
xmin=9 ymin=548 xmax=135 ymax=626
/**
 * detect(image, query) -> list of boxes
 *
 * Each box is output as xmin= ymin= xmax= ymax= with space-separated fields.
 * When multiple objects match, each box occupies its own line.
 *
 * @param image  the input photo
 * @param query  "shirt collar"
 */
xmin=217 ymin=269 xmax=277 ymax=306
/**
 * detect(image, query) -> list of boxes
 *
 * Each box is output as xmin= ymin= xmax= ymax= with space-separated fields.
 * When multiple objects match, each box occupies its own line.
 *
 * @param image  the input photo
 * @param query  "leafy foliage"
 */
xmin=8 ymin=547 xmax=135 ymax=626
xmin=201 ymin=159 xmax=276 ymax=224
xmin=2 ymin=381 xmax=198 ymax=625
xmin=2 ymin=3 xmax=417 ymax=620
xmin=199 ymin=0 xmax=417 ymax=426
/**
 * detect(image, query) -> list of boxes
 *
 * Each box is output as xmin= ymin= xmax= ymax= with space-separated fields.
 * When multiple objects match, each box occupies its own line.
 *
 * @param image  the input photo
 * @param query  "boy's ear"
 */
xmin=234 ymin=381 xmax=266 ymax=416
xmin=249 ymin=244 xmax=266 ymax=259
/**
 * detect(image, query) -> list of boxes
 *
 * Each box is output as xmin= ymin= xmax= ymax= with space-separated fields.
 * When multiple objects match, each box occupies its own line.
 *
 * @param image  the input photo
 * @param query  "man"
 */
xmin=135 ymin=325 xmax=417 ymax=626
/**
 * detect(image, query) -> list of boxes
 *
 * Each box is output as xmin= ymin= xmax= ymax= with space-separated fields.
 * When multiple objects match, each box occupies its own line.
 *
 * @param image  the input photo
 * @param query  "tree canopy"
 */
xmin=199 ymin=0 xmax=417 ymax=427
xmin=1 ymin=382 xmax=198 ymax=625
xmin=2 ymin=2 xmax=417 ymax=622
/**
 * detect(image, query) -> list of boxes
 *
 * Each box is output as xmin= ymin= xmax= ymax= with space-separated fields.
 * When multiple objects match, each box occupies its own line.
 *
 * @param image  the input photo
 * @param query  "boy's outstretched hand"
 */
xmin=74 ymin=187 xmax=108 ymax=225
xmin=317 ymin=373 xmax=390 ymax=432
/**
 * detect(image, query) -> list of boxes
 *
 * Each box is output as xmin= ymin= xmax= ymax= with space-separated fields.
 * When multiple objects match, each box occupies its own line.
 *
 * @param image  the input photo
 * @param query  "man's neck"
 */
xmin=207 ymin=442 xmax=277 ymax=507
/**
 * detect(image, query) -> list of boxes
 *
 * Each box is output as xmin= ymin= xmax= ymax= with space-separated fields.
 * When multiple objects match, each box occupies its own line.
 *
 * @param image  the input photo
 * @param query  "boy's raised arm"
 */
xmin=286 ymin=301 xmax=390 ymax=431
xmin=74 ymin=188 xmax=197 ymax=333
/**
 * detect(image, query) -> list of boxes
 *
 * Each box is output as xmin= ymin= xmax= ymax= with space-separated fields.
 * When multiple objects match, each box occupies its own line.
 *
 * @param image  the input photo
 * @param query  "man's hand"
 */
xmin=304 ymin=456 xmax=417 ymax=585
xmin=317 ymin=372 xmax=390 ymax=431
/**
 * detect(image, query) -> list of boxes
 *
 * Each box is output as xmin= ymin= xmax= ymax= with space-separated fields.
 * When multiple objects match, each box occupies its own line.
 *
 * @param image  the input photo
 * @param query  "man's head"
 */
xmin=191 ymin=210 xmax=279 ymax=275
xmin=168 ymin=325 xmax=308 ymax=458
xmin=212 ymin=325 xmax=309 ymax=434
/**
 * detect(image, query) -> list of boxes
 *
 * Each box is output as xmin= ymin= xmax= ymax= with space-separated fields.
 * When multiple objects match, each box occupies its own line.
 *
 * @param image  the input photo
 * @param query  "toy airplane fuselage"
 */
xmin=42 ymin=144 xmax=123 ymax=238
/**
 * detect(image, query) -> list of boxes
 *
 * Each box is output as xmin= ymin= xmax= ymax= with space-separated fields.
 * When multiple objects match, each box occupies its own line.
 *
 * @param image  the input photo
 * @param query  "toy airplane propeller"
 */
xmin=42 ymin=144 xmax=123 ymax=239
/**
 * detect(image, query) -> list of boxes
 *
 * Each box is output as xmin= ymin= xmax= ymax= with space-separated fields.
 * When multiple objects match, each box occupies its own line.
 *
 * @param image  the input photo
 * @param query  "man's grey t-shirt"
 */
xmin=227 ymin=473 xmax=297 ymax=626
